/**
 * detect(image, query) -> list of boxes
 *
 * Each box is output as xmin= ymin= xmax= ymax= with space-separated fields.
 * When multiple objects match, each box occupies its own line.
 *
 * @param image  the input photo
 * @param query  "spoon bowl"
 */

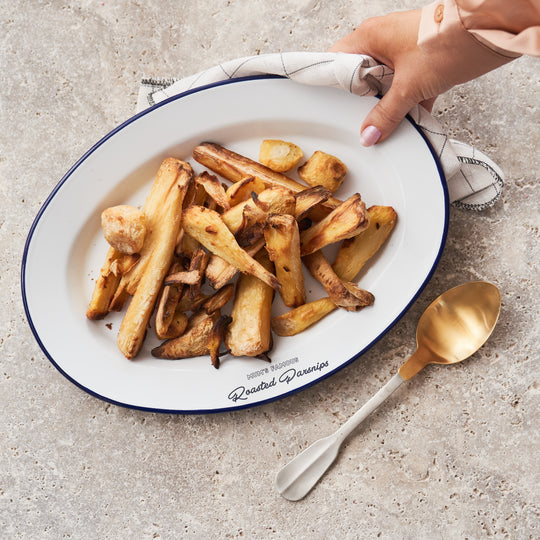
xmin=276 ymin=281 xmax=501 ymax=501
xmin=398 ymin=281 xmax=501 ymax=379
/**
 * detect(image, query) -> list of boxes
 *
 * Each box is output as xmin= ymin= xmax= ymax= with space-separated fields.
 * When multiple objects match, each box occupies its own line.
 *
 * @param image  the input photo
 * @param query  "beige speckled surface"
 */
xmin=2 ymin=1 xmax=539 ymax=538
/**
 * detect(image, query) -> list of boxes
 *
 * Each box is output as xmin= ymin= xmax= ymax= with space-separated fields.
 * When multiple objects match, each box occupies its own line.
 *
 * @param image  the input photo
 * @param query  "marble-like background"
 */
xmin=1 ymin=1 xmax=538 ymax=538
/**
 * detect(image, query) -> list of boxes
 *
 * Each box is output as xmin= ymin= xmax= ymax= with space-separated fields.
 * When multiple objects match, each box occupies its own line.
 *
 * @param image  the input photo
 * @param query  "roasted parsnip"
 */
xmin=221 ymin=186 xmax=296 ymax=234
xmin=332 ymin=205 xmax=398 ymax=281
xmin=117 ymin=160 xmax=193 ymax=359
xmin=272 ymin=206 xmax=396 ymax=335
xmin=193 ymin=142 xmax=341 ymax=211
xmin=116 ymin=158 xmax=193 ymax=298
xmin=272 ymin=297 xmax=336 ymax=336
xmin=298 ymin=150 xmax=347 ymax=193
xmin=155 ymin=260 xmax=184 ymax=339
xmin=264 ymin=214 xmax=305 ymax=308
xmin=182 ymin=205 xmax=281 ymax=291
xmin=86 ymin=247 xmax=123 ymax=320
xmin=205 ymin=236 xmax=265 ymax=290
xmin=151 ymin=310 xmax=219 ymax=359
xmin=294 ymin=186 xmax=332 ymax=221
xmin=259 ymin=139 xmax=303 ymax=172
xmin=195 ymin=171 xmax=230 ymax=210
xmin=225 ymin=251 xmax=275 ymax=357
xmin=300 ymin=193 xmax=368 ymax=256
xmin=225 ymin=176 xmax=266 ymax=206
xmin=207 ymin=315 xmax=232 ymax=368
xmin=302 ymin=250 xmax=374 ymax=311
xmin=101 ymin=205 xmax=146 ymax=255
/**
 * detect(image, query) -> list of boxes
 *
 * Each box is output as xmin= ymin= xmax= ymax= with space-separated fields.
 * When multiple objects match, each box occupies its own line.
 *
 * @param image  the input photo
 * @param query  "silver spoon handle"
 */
xmin=334 ymin=372 xmax=405 ymax=443
xmin=275 ymin=373 xmax=405 ymax=501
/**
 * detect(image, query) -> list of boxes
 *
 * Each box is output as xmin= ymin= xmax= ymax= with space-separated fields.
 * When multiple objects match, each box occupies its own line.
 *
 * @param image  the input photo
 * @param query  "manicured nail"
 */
xmin=360 ymin=125 xmax=382 ymax=147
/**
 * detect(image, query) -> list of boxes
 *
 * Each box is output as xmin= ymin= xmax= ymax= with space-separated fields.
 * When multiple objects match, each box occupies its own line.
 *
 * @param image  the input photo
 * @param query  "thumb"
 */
xmin=359 ymin=83 xmax=417 ymax=146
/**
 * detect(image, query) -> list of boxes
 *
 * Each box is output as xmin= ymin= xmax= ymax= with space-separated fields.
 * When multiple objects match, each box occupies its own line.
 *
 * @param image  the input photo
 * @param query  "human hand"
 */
xmin=329 ymin=9 xmax=512 ymax=146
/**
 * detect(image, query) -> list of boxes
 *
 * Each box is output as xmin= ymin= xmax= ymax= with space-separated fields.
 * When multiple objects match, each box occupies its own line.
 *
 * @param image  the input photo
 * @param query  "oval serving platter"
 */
xmin=22 ymin=76 xmax=448 ymax=413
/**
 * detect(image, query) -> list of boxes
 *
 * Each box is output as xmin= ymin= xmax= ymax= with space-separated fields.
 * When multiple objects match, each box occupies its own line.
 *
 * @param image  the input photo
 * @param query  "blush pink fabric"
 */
xmin=419 ymin=0 xmax=540 ymax=60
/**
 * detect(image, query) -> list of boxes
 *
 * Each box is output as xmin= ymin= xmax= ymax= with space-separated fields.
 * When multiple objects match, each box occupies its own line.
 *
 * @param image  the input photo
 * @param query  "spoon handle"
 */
xmin=334 ymin=373 xmax=405 ymax=443
xmin=275 ymin=373 xmax=405 ymax=501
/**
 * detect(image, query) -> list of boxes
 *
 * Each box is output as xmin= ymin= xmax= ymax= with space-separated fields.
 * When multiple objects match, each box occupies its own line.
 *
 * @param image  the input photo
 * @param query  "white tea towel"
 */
xmin=137 ymin=52 xmax=504 ymax=210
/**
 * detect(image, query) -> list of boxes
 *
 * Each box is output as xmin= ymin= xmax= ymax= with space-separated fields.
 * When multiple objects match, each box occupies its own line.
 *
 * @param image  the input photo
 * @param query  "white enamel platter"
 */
xmin=22 ymin=76 xmax=448 ymax=413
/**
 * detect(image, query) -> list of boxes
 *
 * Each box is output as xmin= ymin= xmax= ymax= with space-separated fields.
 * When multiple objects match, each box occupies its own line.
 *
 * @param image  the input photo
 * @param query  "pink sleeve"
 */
xmin=419 ymin=0 xmax=540 ymax=57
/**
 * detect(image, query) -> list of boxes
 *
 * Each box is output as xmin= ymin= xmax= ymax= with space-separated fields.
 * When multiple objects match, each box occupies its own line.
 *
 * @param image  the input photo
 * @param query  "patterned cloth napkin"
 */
xmin=137 ymin=52 xmax=504 ymax=210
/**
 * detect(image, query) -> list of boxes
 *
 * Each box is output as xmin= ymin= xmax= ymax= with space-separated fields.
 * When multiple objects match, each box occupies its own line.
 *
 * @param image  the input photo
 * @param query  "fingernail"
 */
xmin=360 ymin=125 xmax=382 ymax=147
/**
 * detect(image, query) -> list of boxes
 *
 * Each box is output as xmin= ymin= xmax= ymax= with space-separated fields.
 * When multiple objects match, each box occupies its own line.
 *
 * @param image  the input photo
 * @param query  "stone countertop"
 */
xmin=1 ymin=1 xmax=538 ymax=538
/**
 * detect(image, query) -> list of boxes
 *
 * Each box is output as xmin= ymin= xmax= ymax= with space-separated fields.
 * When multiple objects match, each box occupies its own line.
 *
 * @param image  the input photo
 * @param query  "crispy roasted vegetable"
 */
xmin=193 ymin=142 xmax=306 ymax=194
xmin=294 ymin=186 xmax=332 ymax=221
xmin=155 ymin=260 xmax=184 ymax=339
xmin=226 ymin=251 xmax=275 ymax=357
xmin=109 ymin=158 xmax=193 ymax=303
xmin=259 ymin=139 xmax=303 ymax=172
xmin=158 ymin=310 xmax=189 ymax=340
xmin=183 ymin=246 xmax=209 ymax=301
xmin=221 ymin=186 xmax=296 ymax=234
xmin=207 ymin=315 xmax=232 ymax=368
xmin=225 ymin=176 xmax=266 ymax=206
xmin=302 ymin=250 xmax=374 ymax=311
xmin=271 ymin=297 xmax=336 ymax=336
xmin=300 ymin=193 xmax=368 ymax=256
xmin=272 ymin=207 xmax=396 ymax=335
xmin=86 ymin=247 xmax=123 ymax=320
xmin=176 ymin=289 xmax=207 ymax=314
xmin=174 ymin=283 xmax=234 ymax=315
xmin=332 ymin=205 xmax=398 ymax=281
xmin=207 ymin=222 xmax=265 ymax=290
xmin=200 ymin=283 xmax=235 ymax=314
xmin=164 ymin=269 xmax=201 ymax=286
xmin=109 ymin=253 xmax=140 ymax=277
xmin=88 ymin=140 xmax=397 ymax=363
xmin=298 ymin=151 xmax=347 ymax=193
xmin=264 ymin=214 xmax=305 ymax=308
xmin=101 ymin=205 xmax=146 ymax=255
xmin=151 ymin=310 xmax=219 ymax=359
xmin=182 ymin=205 xmax=280 ymax=291
xmin=193 ymin=142 xmax=342 ymax=212
xmin=117 ymin=160 xmax=193 ymax=359
xmin=205 ymin=237 xmax=265 ymax=289
xmin=195 ymin=171 xmax=230 ymax=210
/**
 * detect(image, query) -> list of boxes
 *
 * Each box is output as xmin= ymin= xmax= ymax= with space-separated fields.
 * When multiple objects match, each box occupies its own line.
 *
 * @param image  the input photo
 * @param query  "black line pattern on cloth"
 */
xmin=285 ymin=59 xmax=335 ymax=76
xmin=459 ymin=168 xmax=474 ymax=192
xmin=218 ymin=64 xmax=232 ymax=78
xmin=358 ymin=74 xmax=380 ymax=96
xmin=453 ymin=156 xmax=504 ymax=210
xmin=419 ymin=125 xmax=449 ymax=159
xmin=229 ymin=57 xmax=260 ymax=78
xmin=280 ymin=53 xmax=289 ymax=77
xmin=438 ymin=136 xmax=448 ymax=160
xmin=187 ymin=71 xmax=208 ymax=91
xmin=349 ymin=60 xmax=363 ymax=93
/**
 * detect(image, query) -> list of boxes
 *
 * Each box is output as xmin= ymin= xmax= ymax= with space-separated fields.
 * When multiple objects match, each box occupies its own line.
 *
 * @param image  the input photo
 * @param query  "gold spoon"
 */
xmin=275 ymin=281 xmax=501 ymax=501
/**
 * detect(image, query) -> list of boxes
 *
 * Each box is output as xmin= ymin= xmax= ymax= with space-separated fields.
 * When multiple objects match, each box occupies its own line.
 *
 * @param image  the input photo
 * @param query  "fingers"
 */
xmin=359 ymin=82 xmax=418 ymax=146
xmin=328 ymin=18 xmax=392 ymax=66
xmin=328 ymin=31 xmax=363 ymax=54
xmin=328 ymin=10 xmax=427 ymax=146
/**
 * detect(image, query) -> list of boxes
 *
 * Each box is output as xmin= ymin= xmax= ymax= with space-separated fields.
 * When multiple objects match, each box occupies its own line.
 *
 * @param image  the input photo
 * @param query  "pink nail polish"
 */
xmin=360 ymin=125 xmax=382 ymax=147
